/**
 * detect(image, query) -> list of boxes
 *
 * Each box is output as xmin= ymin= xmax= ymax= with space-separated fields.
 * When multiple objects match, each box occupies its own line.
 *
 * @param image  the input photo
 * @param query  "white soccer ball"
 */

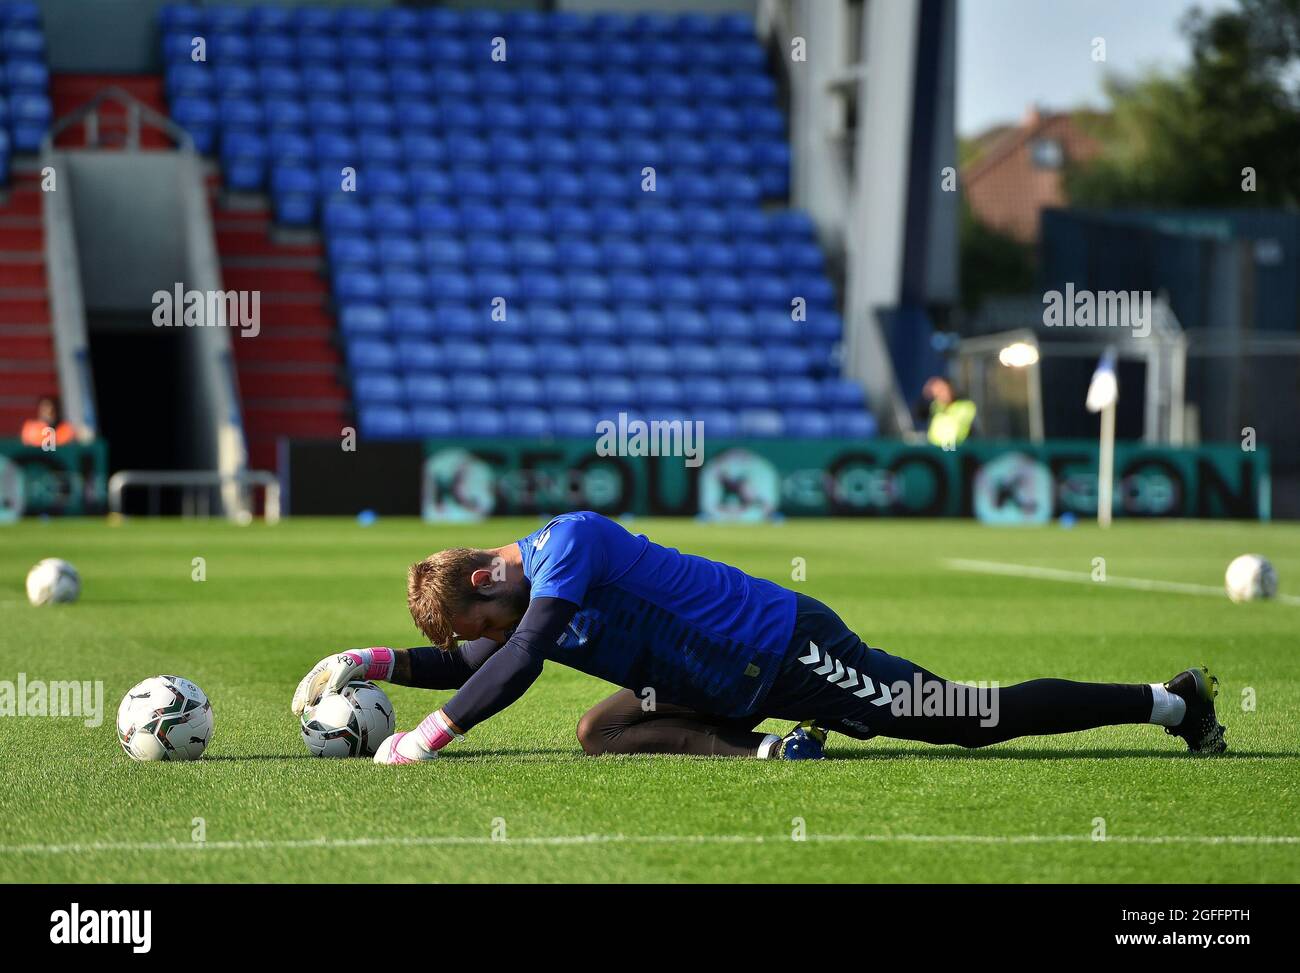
xmin=1225 ymin=554 xmax=1277 ymax=603
xmin=117 ymin=675 xmax=214 ymax=762
xmin=26 ymin=558 xmax=80 ymax=606
xmin=300 ymin=680 xmax=395 ymax=758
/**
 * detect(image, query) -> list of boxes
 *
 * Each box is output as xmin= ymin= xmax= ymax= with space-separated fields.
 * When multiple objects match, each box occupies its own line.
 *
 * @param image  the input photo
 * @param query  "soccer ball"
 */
xmin=26 ymin=558 xmax=80 ymax=606
xmin=117 ymin=675 xmax=214 ymax=762
xmin=300 ymin=680 xmax=395 ymax=757
xmin=1224 ymin=554 xmax=1277 ymax=603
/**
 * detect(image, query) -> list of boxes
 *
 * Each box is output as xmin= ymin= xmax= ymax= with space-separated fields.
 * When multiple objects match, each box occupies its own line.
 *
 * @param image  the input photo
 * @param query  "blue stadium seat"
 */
xmin=457 ymin=376 xmax=498 ymax=406
xmin=637 ymin=376 xmax=685 ymax=408
xmin=582 ymin=342 xmax=629 ymax=375
xmin=253 ymin=33 xmax=296 ymax=63
xmin=504 ymin=407 xmax=554 ymax=438
xmin=377 ymin=235 xmax=421 ymax=267
xmin=488 ymin=341 xmax=537 ymax=373
xmin=410 ymin=407 xmax=457 ymax=438
xmin=348 ymin=339 xmax=397 ymax=372
xmin=389 ymin=305 xmax=436 ymax=336
xmin=717 ymin=343 xmax=767 ymax=376
xmin=821 ymin=379 xmax=867 ymax=409
xmin=334 ymin=269 xmax=382 ymax=303
xmin=676 ymin=345 xmax=721 ymax=376
xmin=783 ymin=409 xmax=835 ymax=439
xmin=271 ymin=165 xmax=317 ymax=224
xmin=170 ymin=96 xmax=218 ymax=152
xmin=405 ymin=376 xmax=453 ymax=405
xmin=164 ymin=8 xmax=865 ymax=443
xmin=354 ymin=372 xmax=403 ymax=405
xmin=395 ymin=340 xmax=442 ymax=372
xmin=456 ymin=407 xmax=506 ymax=437
xmin=727 ymin=376 xmax=775 ymax=407
xmin=833 ymin=410 xmax=878 ymax=439
xmin=697 ymin=409 xmax=739 ymax=438
xmin=440 ymin=340 xmax=489 ymax=372
xmin=433 ymin=305 xmax=480 ymax=338
xmin=498 ymin=374 xmax=544 ymax=406
xmin=338 ymin=304 xmax=389 ymax=336
xmin=624 ymin=342 xmax=675 ymax=373
xmin=358 ymin=405 xmax=409 ymax=439
xmin=553 ymin=407 xmax=597 ymax=437
xmin=5 ymin=59 xmax=46 ymax=91
xmin=738 ymin=408 xmax=785 ymax=438
xmin=774 ymin=376 xmax=822 ymax=407
xmin=543 ymin=375 xmax=591 ymax=406
xmin=221 ymin=132 xmax=267 ymax=191
xmin=264 ymin=99 xmax=307 ymax=132
xmin=528 ymin=306 xmax=574 ymax=340
xmin=591 ymin=376 xmax=636 ymax=411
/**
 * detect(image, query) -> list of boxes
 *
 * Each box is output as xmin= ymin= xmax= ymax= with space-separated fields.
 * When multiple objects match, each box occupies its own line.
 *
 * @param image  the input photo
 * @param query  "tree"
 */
xmin=1066 ymin=0 xmax=1300 ymax=208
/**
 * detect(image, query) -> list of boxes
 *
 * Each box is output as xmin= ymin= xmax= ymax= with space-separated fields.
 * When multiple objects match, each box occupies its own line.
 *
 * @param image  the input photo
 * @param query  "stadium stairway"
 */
xmin=0 ymin=167 xmax=54 ymax=436
xmin=211 ymin=178 xmax=348 ymax=472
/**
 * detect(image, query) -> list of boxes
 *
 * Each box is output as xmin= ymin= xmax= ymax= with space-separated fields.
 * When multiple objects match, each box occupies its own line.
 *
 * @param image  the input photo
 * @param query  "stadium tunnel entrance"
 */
xmin=56 ymin=150 xmax=241 ymax=514
xmin=88 ymin=314 xmax=199 ymax=514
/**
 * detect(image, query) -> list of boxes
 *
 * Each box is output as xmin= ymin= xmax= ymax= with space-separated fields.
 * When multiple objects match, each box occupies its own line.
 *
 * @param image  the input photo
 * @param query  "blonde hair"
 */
xmin=407 ymin=548 xmax=496 ymax=648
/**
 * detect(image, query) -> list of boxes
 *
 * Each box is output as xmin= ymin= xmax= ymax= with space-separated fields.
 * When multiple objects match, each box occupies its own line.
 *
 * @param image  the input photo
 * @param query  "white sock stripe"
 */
xmin=1148 ymin=684 xmax=1187 ymax=727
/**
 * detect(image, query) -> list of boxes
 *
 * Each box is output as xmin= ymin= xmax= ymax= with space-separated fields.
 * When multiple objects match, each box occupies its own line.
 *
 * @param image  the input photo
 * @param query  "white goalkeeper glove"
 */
xmin=290 ymin=647 xmax=395 ymax=716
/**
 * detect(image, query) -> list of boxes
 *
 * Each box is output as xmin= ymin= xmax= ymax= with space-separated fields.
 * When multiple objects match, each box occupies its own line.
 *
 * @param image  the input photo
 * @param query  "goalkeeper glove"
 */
xmin=290 ymin=647 xmax=395 ymax=716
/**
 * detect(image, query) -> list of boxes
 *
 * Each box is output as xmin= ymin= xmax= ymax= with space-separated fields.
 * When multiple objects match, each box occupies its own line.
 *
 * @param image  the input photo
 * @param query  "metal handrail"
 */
xmin=107 ymin=470 xmax=281 ymax=523
xmin=41 ymin=86 xmax=195 ymax=154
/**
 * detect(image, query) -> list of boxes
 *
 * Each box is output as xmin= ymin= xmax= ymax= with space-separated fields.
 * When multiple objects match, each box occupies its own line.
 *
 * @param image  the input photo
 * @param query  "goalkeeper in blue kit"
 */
xmin=291 ymin=512 xmax=1227 ymax=762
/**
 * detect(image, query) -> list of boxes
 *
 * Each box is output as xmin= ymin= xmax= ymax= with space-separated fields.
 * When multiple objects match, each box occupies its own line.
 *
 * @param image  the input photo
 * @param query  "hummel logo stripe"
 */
xmin=797 ymin=642 xmax=821 ymax=665
xmin=798 ymin=644 xmax=890 ymax=705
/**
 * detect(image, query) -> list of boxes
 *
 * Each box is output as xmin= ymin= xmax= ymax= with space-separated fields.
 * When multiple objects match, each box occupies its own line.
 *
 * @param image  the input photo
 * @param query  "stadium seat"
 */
xmin=157 ymin=6 xmax=863 ymax=443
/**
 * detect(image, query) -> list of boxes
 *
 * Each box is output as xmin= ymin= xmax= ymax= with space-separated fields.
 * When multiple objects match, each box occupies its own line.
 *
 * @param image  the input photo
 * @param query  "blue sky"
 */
xmin=957 ymin=0 xmax=1235 ymax=135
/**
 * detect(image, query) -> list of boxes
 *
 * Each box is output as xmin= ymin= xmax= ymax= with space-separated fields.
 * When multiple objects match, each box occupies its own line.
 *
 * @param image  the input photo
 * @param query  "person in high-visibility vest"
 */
xmin=20 ymin=396 xmax=75 ymax=448
xmin=920 ymin=376 xmax=976 ymax=448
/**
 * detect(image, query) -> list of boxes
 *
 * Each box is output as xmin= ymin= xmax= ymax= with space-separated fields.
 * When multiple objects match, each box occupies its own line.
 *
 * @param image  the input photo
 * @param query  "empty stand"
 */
xmin=161 ymin=5 xmax=877 ymax=443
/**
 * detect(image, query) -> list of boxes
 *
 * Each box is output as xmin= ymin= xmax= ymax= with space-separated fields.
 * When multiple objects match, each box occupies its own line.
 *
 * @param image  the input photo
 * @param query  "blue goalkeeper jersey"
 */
xmin=517 ymin=512 xmax=796 ymax=716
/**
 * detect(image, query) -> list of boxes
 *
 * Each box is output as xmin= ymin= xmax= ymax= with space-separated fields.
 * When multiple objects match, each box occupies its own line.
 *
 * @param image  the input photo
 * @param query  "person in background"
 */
xmin=919 ymin=376 xmax=976 ymax=448
xmin=20 ymin=395 xmax=76 ymax=448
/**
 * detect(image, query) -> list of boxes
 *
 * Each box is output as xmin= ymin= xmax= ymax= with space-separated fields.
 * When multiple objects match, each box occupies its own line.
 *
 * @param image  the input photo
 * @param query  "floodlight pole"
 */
xmin=1097 ymin=401 xmax=1115 ymax=529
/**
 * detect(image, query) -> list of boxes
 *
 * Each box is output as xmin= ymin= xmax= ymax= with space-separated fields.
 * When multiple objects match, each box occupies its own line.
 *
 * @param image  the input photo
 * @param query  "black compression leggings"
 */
xmin=576 ymin=679 xmax=1154 ymax=757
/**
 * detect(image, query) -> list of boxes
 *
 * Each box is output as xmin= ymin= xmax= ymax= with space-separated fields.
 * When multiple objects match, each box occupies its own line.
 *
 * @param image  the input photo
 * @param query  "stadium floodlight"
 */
xmin=998 ymin=341 xmax=1040 ymax=368
xmin=952 ymin=330 xmax=1045 ymax=442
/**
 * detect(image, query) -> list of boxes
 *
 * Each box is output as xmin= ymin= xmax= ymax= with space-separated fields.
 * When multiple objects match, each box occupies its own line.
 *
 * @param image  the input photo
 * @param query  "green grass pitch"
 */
xmin=1 ymin=516 xmax=1297 ymax=883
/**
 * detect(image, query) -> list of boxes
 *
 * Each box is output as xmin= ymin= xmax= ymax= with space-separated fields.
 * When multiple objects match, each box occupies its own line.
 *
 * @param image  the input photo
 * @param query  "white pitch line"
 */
xmin=1 ymin=833 xmax=1298 ymax=855
xmin=944 ymin=558 xmax=1300 ymax=606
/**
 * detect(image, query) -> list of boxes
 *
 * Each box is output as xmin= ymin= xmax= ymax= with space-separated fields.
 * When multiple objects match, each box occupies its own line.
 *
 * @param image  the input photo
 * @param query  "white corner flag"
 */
xmin=1086 ymin=348 xmax=1118 ymax=413
xmin=1087 ymin=348 xmax=1118 ymax=528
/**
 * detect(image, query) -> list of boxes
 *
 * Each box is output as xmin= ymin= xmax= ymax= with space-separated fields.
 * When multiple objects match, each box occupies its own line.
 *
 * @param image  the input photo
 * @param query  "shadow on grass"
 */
xmin=443 ymin=746 xmax=1298 ymax=761
xmin=199 ymin=746 xmax=1300 ymax=763
xmin=827 ymin=746 xmax=1298 ymax=760
xmin=439 ymin=748 xmax=579 ymax=760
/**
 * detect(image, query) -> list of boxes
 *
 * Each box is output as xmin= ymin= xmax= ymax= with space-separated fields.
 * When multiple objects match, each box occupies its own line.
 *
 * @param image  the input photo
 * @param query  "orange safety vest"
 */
xmin=20 ymin=420 xmax=75 ymax=448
